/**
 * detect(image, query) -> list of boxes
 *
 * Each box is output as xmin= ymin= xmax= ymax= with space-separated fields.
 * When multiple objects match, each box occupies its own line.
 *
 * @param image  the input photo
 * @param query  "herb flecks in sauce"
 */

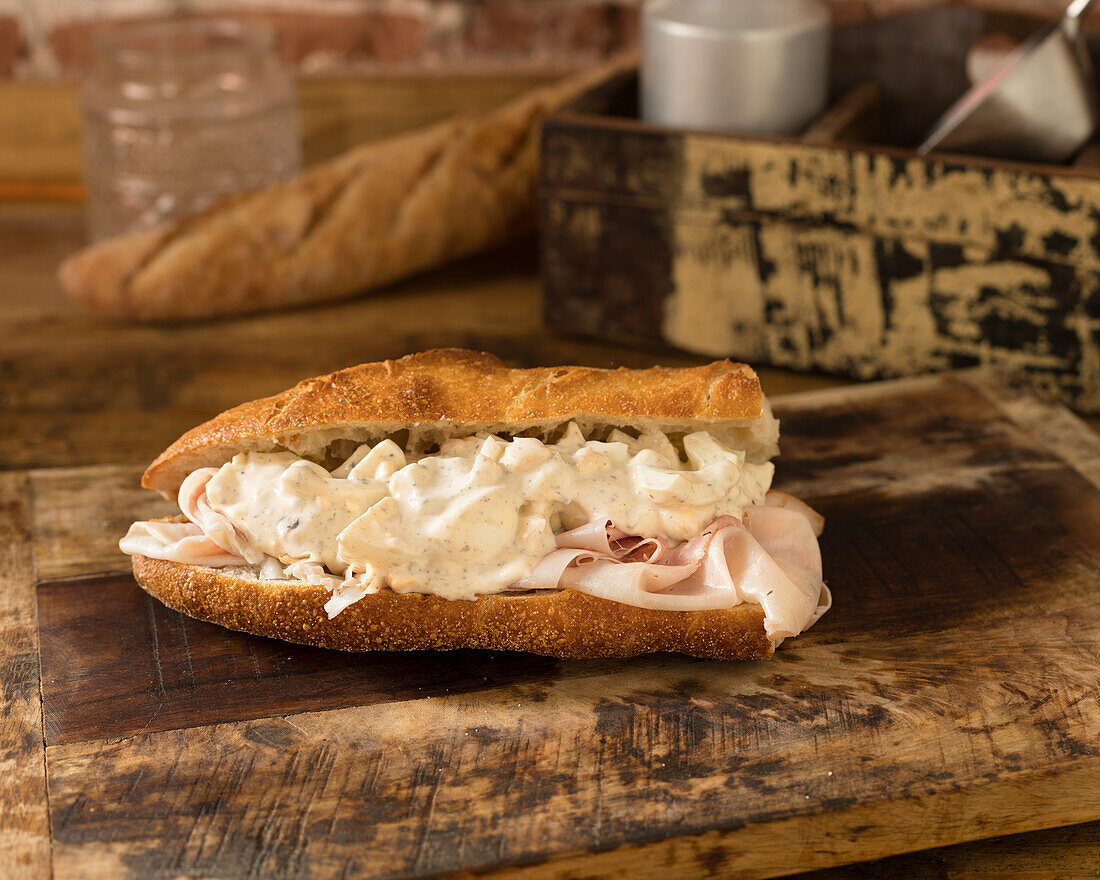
xmin=201 ymin=423 xmax=773 ymax=601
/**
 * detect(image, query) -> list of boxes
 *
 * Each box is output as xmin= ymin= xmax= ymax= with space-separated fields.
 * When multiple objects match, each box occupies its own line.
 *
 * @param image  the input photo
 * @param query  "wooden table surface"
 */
xmin=2 ymin=199 xmax=1099 ymax=878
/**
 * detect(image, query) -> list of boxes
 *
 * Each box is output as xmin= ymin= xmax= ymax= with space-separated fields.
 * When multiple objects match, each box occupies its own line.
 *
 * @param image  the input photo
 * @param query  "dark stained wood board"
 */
xmin=36 ymin=573 xmax=570 ymax=745
xmin=12 ymin=370 xmax=1100 ymax=880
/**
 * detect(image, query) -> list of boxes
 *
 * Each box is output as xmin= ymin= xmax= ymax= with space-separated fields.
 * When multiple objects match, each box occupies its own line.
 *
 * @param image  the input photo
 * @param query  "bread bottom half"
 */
xmin=131 ymin=555 xmax=775 ymax=660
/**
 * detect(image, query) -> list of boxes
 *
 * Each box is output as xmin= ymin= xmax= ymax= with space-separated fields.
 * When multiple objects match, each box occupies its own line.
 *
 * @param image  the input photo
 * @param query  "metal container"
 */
xmin=641 ymin=0 xmax=830 ymax=134
xmin=917 ymin=0 xmax=1100 ymax=163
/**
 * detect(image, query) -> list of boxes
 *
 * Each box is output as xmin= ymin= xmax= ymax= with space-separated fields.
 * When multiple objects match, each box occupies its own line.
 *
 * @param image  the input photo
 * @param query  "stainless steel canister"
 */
xmin=642 ymin=0 xmax=830 ymax=135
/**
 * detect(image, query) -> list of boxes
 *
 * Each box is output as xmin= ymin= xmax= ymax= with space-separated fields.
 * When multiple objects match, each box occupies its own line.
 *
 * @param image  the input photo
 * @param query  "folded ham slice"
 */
xmin=119 ymin=520 xmax=247 ymax=568
xmin=551 ymin=519 xmax=669 ymax=562
xmin=765 ymin=490 xmax=825 ymax=536
xmin=119 ymin=468 xmax=276 ymax=568
xmin=178 ymin=468 xmax=265 ymax=564
xmin=516 ymin=499 xmax=829 ymax=640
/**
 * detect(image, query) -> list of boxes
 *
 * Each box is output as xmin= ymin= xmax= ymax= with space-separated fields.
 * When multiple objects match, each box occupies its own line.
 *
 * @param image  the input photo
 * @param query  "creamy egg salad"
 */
xmin=121 ymin=423 xmax=830 ymax=640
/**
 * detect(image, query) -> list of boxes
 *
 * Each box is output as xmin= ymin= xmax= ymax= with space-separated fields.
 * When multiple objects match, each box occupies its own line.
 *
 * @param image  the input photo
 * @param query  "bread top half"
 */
xmin=143 ymin=349 xmax=779 ymax=497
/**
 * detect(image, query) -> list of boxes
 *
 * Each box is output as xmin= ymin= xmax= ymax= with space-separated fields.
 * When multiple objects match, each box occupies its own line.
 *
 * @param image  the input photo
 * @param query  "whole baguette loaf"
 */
xmin=142 ymin=348 xmax=779 ymax=497
xmin=60 ymin=55 xmax=636 ymax=321
xmin=132 ymin=552 xmax=774 ymax=660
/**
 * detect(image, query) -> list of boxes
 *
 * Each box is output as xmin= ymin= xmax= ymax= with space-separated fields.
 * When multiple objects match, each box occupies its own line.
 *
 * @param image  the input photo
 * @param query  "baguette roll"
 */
xmin=123 ymin=351 xmax=827 ymax=660
xmin=59 ymin=56 xmax=637 ymax=321
xmin=141 ymin=349 xmax=780 ymax=497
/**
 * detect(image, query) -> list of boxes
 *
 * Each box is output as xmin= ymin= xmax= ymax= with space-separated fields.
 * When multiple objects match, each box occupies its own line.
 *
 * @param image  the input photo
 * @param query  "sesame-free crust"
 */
xmin=131 ymin=554 xmax=774 ymax=660
xmin=57 ymin=56 xmax=637 ymax=322
xmin=142 ymin=349 xmax=778 ymax=496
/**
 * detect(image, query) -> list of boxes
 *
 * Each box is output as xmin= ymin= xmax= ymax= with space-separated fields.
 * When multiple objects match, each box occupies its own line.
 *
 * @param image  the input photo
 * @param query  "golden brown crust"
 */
xmin=131 ymin=554 xmax=774 ymax=660
xmin=142 ymin=349 xmax=773 ymax=494
xmin=57 ymin=55 xmax=637 ymax=322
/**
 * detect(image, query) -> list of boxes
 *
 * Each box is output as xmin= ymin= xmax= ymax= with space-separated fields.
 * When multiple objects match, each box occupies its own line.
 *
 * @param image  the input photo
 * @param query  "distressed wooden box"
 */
xmin=540 ymin=7 xmax=1100 ymax=411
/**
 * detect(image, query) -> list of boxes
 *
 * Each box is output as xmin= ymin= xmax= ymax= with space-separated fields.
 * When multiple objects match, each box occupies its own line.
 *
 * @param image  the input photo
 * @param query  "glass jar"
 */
xmin=80 ymin=18 xmax=301 ymax=240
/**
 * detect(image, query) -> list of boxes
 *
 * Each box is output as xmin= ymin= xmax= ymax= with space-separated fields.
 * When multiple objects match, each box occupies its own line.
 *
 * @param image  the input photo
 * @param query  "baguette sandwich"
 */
xmin=120 ymin=350 xmax=830 ymax=660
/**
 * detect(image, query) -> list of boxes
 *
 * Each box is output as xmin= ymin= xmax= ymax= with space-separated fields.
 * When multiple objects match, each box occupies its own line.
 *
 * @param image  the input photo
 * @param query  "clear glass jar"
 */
xmin=80 ymin=18 xmax=301 ymax=240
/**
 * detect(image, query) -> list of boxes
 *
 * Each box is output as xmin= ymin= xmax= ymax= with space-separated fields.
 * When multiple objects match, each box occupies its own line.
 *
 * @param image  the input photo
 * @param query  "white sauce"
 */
xmin=204 ymin=453 xmax=382 ymax=573
xmin=200 ymin=424 xmax=773 ymax=600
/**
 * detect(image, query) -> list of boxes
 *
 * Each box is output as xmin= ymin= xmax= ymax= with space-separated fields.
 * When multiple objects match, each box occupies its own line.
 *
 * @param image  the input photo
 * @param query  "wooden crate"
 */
xmin=540 ymin=7 xmax=1100 ymax=411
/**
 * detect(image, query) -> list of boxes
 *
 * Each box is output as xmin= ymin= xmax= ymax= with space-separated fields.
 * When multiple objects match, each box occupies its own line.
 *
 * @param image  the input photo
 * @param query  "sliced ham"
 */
xmin=705 ymin=507 xmax=825 ymax=640
xmin=553 ymin=520 xmax=668 ymax=563
xmin=558 ymin=558 xmax=721 ymax=609
xmin=610 ymin=534 xmax=668 ymax=564
xmin=513 ymin=520 xmax=675 ymax=589
xmin=119 ymin=520 xmax=247 ymax=567
xmin=515 ymin=496 xmax=828 ymax=639
xmin=515 ymin=547 xmax=599 ymax=589
xmin=178 ymin=468 xmax=265 ymax=564
xmin=765 ymin=490 xmax=825 ymax=536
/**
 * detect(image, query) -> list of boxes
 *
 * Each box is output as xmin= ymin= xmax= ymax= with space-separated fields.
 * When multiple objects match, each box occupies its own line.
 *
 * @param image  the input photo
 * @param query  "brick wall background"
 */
xmin=0 ymin=0 xmax=1090 ymax=79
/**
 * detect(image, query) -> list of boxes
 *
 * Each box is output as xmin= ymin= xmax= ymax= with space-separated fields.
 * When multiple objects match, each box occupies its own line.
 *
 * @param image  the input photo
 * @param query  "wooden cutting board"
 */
xmin=6 ymin=370 xmax=1100 ymax=880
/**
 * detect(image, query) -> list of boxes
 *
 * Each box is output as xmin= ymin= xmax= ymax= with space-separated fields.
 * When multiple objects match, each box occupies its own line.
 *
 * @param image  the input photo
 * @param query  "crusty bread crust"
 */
xmin=131 ymin=554 xmax=774 ymax=660
xmin=58 ymin=55 xmax=636 ymax=322
xmin=142 ymin=349 xmax=778 ymax=496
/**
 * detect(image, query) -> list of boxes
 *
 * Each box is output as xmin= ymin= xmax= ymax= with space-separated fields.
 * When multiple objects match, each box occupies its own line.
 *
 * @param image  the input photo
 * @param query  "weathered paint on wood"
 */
xmin=541 ymin=13 xmax=1100 ymax=414
xmin=24 ymin=371 xmax=1100 ymax=879
xmin=543 ymin=110 xmax=1100 ymax=412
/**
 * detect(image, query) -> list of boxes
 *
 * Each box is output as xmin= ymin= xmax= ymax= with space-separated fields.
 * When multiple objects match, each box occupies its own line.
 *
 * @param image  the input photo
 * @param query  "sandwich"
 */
xmin=120 ymin=349 xmax=830 ymax=660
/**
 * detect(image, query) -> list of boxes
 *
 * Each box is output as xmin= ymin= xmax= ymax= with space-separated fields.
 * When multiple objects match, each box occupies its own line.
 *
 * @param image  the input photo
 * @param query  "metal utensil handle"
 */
xmin=1067 ymin=0 xmax=1097 ymax=19
xmin=1065 ymin=0 xmax=1097 ymax=36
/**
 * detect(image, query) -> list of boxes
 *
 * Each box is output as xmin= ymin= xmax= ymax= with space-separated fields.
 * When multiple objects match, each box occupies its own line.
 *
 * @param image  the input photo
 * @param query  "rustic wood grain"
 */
xmin=37 ymin=572 xmax=573 ymax=745
xmin=801 ymin=820 xmax=1100 ymax=880
xmin=0 ymin=472 xmax=51 ymax=879
xmin=30 ymin=464 xmax=170 ymax=581
xmin=966 ymin=372 xmax=1100 ymax=490
xmin=42 ymin=680 xmax=1100 ymax=880
xmin=5 ymin=197 xmax=1100 ymax=876
xmin=32 ymin=371 xmax=1100 ymax=880
xmin=800 ymin=82 xmax=882 ymax=147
